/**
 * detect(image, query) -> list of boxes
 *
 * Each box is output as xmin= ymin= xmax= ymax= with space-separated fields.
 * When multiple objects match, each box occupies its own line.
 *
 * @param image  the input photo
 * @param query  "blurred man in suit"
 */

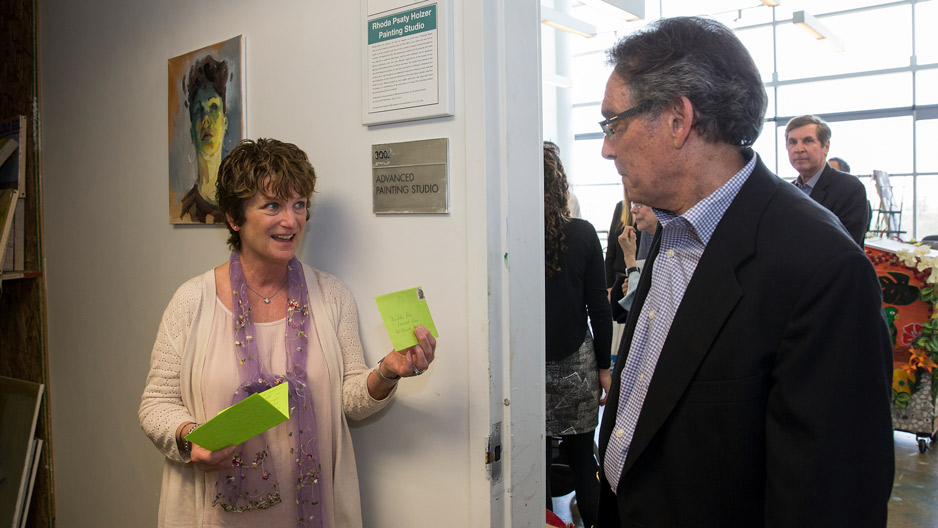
xmin=787 ymin=115 xmax=869 ymax=245
xmin=828 ymin=156 xmax=850 ymax=173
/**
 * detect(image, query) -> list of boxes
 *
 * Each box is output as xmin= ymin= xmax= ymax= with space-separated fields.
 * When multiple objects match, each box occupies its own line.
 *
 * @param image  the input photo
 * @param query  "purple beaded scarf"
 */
xmin=215 ymin=251 xmax=323 ymax=527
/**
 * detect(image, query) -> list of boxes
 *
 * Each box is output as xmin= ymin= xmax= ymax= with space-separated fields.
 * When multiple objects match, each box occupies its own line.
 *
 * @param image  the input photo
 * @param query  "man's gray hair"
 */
xmin=785 ymin=115 xmax=832 ymax=146
xmin=607 ymin=17 xmax=767 ymax=148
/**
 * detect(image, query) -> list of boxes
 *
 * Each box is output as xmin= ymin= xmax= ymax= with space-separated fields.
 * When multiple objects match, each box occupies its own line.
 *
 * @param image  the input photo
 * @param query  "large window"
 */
xmin=545 ymin=0 xmax=938 ymax=240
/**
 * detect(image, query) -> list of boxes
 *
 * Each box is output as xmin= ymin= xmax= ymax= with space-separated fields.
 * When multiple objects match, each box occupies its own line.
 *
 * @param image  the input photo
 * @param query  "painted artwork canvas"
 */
xmin=168 ymin=36 xmax=245 ymax=224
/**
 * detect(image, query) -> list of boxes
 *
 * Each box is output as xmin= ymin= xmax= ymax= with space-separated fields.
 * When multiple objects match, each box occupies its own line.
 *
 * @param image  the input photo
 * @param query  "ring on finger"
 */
xmin=413 ymin=366 xmax=424 ymax=376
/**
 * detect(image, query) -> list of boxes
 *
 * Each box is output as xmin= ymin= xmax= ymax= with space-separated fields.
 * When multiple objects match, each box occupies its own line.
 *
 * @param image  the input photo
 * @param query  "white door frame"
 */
xmin=465 ymin=1 xmax=545 ymax=526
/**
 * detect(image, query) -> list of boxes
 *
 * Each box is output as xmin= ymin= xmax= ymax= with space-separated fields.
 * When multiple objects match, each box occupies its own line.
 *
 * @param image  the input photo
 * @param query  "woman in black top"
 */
xmin=605 ymin=194 xmax=631 ymax=290
xmin=543 ymin=141 xmax=611 ymax=528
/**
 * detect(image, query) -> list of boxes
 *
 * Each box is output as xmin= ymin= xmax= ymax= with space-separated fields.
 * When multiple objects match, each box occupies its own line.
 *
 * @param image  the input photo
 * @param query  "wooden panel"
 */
xmin=0 ymin=0 xmax=54 ymax=526
xmin=0 ymin=0 xmax=40 ymax=272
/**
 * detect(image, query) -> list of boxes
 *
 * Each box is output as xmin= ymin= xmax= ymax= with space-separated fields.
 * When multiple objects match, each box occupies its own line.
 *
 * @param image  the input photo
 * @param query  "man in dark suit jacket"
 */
xmin=596 ymin=17 xmax=894 ymax=527
xmin=786 ymin=115 xmax=869 ymax=246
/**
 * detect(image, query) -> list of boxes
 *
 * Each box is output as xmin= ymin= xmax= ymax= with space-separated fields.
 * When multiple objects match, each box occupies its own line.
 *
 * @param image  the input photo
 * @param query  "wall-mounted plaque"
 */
xmin=361 ymin=0 xmax=454 ymax=126
xmin=372 ymin=138 xmax=448 ymax=214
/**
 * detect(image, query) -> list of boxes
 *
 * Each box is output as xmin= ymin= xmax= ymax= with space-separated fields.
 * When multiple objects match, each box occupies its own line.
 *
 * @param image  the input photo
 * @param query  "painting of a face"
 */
xmin=190 ymin=86 xmax=228 ymax=159
xmin=167 ymin=35 xmax=244 ymax=224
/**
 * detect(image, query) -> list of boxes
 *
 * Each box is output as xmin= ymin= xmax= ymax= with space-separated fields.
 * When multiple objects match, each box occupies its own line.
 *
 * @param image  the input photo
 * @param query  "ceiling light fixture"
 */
xmin=577 ymin=0 xmax=644 ymax=22
xmin=793 ymin=10 xmax=844 ymax=52
xmin=541 ymin=5 xmax=597 ymax=38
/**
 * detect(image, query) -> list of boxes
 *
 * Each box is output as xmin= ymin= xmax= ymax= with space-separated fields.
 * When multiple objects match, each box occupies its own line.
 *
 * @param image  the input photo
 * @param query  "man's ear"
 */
xmin=667 ymin=96 xmax=695 ymax=149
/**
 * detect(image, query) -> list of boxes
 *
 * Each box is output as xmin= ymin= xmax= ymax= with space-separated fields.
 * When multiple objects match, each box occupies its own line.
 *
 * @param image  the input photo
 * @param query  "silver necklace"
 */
xmin=245 ymin=279 xmax=287 ymax=304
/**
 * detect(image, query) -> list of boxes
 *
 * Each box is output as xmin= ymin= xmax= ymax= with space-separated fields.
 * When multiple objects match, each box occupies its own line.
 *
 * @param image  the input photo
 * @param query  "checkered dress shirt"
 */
xmin=603 ymin=154 xmax=757 ymax=493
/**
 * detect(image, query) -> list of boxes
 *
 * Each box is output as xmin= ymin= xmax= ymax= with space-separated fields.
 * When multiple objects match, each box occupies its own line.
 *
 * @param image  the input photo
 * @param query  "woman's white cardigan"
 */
xmin=139 ymin=264 xmax=395 ymax=527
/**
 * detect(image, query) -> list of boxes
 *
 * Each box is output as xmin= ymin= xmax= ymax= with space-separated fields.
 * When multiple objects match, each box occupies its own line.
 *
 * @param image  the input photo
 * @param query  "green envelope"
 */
xmin=374 ymin=286 xmax=439 ymax=351
xmin=185 ymin=382 xmax=290 ymax=451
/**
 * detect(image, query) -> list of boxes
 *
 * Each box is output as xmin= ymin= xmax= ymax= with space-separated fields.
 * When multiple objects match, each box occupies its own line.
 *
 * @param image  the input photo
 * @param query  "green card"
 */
xmin=374 ymin=286 xmax=439 ymax=351
xmin=185 ymin=382 xmax=290 ymax=452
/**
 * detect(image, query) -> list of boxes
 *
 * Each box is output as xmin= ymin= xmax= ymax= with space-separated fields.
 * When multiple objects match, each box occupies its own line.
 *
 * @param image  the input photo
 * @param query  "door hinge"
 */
xmin=485 ymin=421 xmax=502 ymax=481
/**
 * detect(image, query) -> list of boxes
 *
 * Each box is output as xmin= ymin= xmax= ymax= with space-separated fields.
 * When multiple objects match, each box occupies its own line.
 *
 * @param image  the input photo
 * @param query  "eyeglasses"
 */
xmin=599 ymin=103 xmax=650 ymax=139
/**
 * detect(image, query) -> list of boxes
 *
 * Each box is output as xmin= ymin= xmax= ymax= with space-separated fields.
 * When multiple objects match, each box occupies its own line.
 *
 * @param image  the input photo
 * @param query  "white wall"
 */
xmin=39 ymin=0 xmax=543 ymax=526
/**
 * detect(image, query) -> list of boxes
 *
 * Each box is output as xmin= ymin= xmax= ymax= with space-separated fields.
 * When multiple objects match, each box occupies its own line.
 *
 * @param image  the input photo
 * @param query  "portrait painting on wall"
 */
xmin=167 ymin=35 xmax=245 ymax=224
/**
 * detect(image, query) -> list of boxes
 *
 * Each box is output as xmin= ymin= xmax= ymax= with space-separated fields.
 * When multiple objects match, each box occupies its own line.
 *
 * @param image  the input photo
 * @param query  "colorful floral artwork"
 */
xmin=867 ymin=243 xmax=938 ymax=408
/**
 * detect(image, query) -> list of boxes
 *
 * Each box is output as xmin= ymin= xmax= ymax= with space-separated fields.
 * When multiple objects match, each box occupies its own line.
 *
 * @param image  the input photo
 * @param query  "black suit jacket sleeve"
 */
xmin=764 ymin=248 xmax=893 ymax=525
xmin=810 ymin=164 xmax=869 ymax=246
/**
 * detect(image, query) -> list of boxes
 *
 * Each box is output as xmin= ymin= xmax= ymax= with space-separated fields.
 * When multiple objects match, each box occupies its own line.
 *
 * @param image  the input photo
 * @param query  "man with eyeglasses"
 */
xmin=595 ymin=16 xmax=894 ymax=528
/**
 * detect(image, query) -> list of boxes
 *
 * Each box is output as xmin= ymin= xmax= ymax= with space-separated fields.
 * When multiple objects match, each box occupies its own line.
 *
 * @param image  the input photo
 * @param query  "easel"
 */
xmin=871 ymin=169 xmax=905 ymax=240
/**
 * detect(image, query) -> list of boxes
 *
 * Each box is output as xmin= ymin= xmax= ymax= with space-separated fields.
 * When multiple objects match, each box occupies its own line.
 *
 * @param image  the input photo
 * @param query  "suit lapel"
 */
xmin=808 ymin=164 xmax=833 ymax=206
xmin=616 ymin=158 xmax=780 ymax=478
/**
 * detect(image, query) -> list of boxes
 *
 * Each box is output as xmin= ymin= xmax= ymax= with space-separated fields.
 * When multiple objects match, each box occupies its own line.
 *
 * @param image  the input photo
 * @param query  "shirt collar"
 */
xmin=797 ymin=164 xmax=825 ymax=189
xmin=654 ymin=150 xmax=757 ymax=247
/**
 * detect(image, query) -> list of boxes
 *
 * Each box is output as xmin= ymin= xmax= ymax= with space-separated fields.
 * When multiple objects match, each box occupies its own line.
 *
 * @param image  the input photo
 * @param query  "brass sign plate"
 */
xmin=372 ymin=138 xmax=448 ymax=214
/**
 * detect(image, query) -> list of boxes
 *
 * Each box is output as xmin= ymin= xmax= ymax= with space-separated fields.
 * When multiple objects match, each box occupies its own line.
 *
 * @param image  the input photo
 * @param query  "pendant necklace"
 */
xmin=245 ymin=278 xmax=287 ymax=304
